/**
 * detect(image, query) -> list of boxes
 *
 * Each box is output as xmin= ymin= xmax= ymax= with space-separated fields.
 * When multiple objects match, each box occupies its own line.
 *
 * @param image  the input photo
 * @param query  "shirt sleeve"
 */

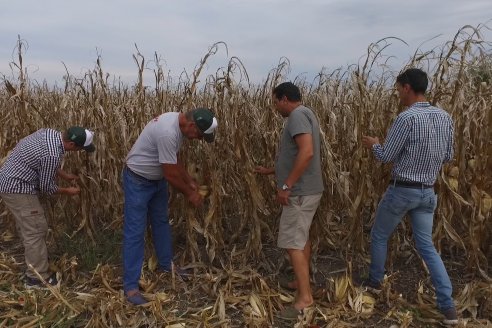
xmin=288 ymin=110 xmax=312 ymax=137
xmin=372 ymin=115 xmax=411 ymax=163
xmin=443 ymin=117 xmax=454 ymax=163
xmin=39 ymin=155 xmax=60 ymax=195
xmin=156 ymin=135 xmax=179 ymax=164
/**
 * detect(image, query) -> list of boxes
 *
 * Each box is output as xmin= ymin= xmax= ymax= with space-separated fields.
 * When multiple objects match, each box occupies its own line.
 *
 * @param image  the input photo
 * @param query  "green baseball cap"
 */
xmin=192 ymin=108 xmax=218 ymax=143
xmin=66 ymin=126 xmax=95 ymax=152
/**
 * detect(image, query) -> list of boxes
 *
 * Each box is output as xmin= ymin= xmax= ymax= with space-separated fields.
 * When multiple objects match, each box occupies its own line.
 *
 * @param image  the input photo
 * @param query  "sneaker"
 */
xmin=25 ymin=273 xmax=58 ymax=289
xmin=356 ymin=277 xmax=382 ymax=294
xmin=126 ymin=291 xmax=149 ymax=305
xmin=442 ymin=307 xmax=458 ymax=326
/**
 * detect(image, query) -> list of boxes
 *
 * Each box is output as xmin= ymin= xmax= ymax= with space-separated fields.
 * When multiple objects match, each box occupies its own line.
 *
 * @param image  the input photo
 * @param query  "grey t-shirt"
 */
xmin=275 ymin=105 xmax=324 ymax=196
xmin=126 ymin=112 xmax=183 ymax=180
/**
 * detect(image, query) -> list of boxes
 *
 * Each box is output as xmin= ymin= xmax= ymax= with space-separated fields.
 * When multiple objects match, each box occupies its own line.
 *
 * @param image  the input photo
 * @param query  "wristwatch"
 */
xmin=281 ymin=183 xmax=291 ymax=191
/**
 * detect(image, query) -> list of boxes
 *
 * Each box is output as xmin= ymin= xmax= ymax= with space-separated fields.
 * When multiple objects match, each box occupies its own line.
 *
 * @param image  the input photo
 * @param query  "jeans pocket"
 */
xmin=382 ymin=189 xmax=410 ymax=215
xmin=427 ymin=193 xmax=438 ymax=211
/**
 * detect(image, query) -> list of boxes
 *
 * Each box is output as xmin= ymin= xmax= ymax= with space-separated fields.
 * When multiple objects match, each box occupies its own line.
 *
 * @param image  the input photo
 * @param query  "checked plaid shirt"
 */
xmin=372 ymin=102 xmax=454 ymax=185
xmin=0 ymin=129 xmax=65 ymax=195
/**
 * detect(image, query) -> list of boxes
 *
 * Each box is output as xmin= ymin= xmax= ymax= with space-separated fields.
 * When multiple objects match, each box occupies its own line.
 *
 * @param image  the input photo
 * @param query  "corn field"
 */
xmin=0 ymin=25 xmax=491 ymax=327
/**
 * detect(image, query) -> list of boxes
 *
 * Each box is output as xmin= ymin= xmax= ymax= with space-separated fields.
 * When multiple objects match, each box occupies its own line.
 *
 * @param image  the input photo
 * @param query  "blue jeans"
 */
xmin=369 ymin=185 xmax=454 ymax=310
xmin=122 ymin=167 xmax=172 ymax=293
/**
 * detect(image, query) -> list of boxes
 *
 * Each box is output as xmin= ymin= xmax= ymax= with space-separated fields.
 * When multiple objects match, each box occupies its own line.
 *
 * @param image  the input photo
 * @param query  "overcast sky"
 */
xmin=0 ymin=0 xmax=491 ymax=86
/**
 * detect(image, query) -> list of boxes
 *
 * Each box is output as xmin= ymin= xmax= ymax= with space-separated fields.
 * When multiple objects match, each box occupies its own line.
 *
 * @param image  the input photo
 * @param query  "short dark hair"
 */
xmin=396 ymin=68 xmax=428 ymax=94
xmin=273 ymin=82 xmax=302 ymax=102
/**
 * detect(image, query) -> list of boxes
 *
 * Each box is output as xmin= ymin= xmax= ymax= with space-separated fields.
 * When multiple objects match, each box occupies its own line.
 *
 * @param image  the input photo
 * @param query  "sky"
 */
xmin=0 ymin=0 xmax=491 ymax=87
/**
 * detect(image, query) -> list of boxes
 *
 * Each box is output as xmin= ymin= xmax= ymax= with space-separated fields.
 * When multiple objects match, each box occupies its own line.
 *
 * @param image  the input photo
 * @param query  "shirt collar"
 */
xmin=409 ymin=101 xmax=431 ymax=108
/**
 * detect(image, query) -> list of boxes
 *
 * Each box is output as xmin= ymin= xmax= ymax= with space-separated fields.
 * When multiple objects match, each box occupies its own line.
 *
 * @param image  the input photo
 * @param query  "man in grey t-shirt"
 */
xmin=255 ymin=82 xmax=324 ymax=319
xmin=123 ymin=108 xmax=218 ymax=305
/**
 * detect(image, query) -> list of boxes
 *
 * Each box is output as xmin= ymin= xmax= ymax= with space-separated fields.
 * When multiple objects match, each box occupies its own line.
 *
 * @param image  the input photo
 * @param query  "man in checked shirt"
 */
xmin=0 ymin=126 xmax=95 ymax=288
xmin=362 ymin=68 xmax=458 ymax=325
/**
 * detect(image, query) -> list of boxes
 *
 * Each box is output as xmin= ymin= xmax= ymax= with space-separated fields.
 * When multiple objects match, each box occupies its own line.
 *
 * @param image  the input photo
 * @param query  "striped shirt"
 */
xmin=0 ymin=129 xmax=64 ymax=195
xmin=372 ymin=102 xmax=454 ymax=185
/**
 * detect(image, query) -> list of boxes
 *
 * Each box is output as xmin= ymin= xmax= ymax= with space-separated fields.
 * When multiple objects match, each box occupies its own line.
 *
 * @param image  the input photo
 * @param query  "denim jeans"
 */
xmin=122 ymin=167 xmax=172 ymax=293
xmin=369 ymin=185 xmax=454 ymax=310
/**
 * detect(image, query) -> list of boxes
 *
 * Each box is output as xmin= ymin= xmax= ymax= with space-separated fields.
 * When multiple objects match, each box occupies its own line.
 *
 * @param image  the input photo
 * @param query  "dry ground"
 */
xmin=1 ymin=221 xmax=491 ymax=328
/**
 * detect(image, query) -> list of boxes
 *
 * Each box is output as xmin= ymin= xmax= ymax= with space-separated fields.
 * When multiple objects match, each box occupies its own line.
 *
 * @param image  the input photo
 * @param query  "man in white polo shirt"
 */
xmin=123 ymin=108 xmax=218 ymax=305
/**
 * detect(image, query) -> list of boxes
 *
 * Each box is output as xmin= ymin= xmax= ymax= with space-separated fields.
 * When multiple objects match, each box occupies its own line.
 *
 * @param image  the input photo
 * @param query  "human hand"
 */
xmin=254 ymin=166 xmax=273 ymax=175
xmin=64 ymin=173 xmax=79 ymax=181
xmin=65 ymin=186 xmax=80 ymax=196
xmin=276 ymin=189 xmax=291 ymax=206
xmin=189 ymin=181 xmax=198 ymax=191
xmin=187 ymin=191 xmax=204 ymax=207
xmin=362 ymin=136 xmax=380 ymax=149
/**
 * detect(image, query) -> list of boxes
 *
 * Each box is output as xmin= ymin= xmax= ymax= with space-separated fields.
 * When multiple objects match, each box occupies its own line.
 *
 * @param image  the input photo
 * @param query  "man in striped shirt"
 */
xmin=0 ymin=126 xmax=95 ymax=288
xmin=362 ymin=68 xmax=458 ymax=325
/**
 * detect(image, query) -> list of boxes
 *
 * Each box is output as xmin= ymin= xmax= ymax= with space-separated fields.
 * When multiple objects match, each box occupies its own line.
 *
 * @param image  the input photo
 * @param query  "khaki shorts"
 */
xmin=277 ymin=193 xmax=322 ymax=250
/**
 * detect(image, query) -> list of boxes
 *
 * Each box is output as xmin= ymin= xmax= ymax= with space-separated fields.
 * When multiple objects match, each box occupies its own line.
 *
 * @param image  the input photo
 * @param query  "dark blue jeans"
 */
xmin=369 ymin=185 xmax=454 ymax=310
xmin=122 ymin=167 xmax=172 ymax=293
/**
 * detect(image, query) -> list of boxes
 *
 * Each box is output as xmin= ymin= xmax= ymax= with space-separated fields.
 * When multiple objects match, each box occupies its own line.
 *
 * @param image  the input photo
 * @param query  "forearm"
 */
xmin=179 ymin=166 xmax=195 ymax=185
xmin=443 ymin=147 xmax=454 ymax=163
xmin=372 ymin=139 xmax=404 ymax=163
xmin=39 ymin=174 xmax=59 ymax=195
xmin=57 ymin=168 xmax=69 ymax=180
xmin=40 ymin=184 xmax=58 ymax=195
xmin=444 ymin=126 xmax=454 ymax=163
xmin=284 ymin=153 xmax=312 ymax=187
xmin=165 ymin=172 xmax=195 ymax=196
xmin=175 ymin=156 xmax=196 ymax=185
xmin=55 ymin=186 xmax=71 ymax=195
xmin=39 ymin=157 xmax=62 ymax=194
xmin=283 ymin=133 xmax=314 ymax=187
xmin=372 ymin=117 xmax=409 ymax=163
xmin=372 ymin=144 xmax=388 ymax=163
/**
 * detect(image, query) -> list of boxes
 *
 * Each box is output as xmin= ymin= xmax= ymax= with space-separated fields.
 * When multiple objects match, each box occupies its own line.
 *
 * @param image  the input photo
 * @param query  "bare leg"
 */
xmin=287 ymin=244 xmax=313 ymax=310
xmin=285 ymin=240 xmax=311 ymax=290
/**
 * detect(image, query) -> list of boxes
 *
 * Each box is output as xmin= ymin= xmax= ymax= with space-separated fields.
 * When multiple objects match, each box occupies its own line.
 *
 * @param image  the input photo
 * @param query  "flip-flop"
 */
xmin=278 ymin=275 xmax=297 ymax=291
xmin=276 ymin=306 xmax=304 ymax=320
